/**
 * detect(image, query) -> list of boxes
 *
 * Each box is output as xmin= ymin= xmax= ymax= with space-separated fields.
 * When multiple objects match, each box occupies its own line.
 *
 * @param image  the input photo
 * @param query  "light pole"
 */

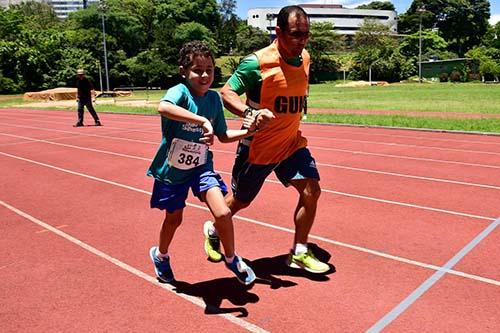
xmin=266 ymin=13 xmax=274 ymax=42
xmin=99 ymin=0 xmax=110 ymax=92
xmin=417 ymin=7 xmax=426 ymax=83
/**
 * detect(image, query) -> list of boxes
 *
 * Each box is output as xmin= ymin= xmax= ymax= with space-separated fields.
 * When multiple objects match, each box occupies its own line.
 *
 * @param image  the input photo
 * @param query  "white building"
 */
xmin=46 ymin=0 xmax=99 ymax=19
xmin=0 ymin=0 xmax=100 ymax=19
xmin=248 ymin=4 xmax=397 ymax=37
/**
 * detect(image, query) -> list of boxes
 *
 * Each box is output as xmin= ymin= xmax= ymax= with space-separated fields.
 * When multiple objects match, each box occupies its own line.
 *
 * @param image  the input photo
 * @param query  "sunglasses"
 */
xmin=285 ymin=30 xmax=311 ymax=40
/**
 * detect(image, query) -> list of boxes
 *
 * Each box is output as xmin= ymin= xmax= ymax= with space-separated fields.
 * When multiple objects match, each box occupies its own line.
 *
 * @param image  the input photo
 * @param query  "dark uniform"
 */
xmin=75 ymin=71 xmax=101 ymax=127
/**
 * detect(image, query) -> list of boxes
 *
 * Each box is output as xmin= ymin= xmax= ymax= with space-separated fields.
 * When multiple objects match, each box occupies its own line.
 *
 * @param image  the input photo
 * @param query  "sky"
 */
xmin=234 ymin=0 xmax=500 ymax=25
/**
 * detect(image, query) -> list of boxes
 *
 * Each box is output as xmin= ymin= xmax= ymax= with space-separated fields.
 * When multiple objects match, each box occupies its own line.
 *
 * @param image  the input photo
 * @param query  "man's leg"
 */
xmin=289 ymin=178 xmax=321 ymax=245
xmin=74 ymin=100 xmax=84 ymax=126
xmin=85 ymin=101 xmax=101 ymax=125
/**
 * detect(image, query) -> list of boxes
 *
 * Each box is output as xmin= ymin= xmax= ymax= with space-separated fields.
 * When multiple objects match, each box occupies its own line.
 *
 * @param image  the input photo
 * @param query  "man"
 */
xmin=203 ymin=5 xmax=329 ymax=273
xmin=74 ymin=69 xmax=102 ymax=127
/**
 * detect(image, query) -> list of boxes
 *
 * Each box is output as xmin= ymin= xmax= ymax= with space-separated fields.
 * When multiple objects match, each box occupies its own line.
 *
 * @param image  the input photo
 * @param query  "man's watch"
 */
xmin=243 ymin=107 xmax=256 ymax=117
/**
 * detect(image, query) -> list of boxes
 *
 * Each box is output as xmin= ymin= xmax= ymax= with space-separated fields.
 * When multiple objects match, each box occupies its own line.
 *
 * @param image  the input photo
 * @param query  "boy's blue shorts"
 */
xmin=150 ymin=170 xmax=228 ymax=213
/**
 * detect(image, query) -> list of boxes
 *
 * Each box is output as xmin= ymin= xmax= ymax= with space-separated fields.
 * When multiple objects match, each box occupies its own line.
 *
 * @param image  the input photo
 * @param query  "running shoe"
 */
xmin=225 ymin=256 xmax=256 ymax=285
xmin=287 ymin=249 xmax=330 ymax=273
xmin=203 ymin=221 xmax=223 ymax=262
xmin=149 ymin=246 xmax=174 ymax=283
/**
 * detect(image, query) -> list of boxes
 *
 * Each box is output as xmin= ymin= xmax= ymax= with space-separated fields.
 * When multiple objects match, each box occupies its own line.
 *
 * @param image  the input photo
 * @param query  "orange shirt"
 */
xmin=249 ymin=42 xmax=309 ymax=164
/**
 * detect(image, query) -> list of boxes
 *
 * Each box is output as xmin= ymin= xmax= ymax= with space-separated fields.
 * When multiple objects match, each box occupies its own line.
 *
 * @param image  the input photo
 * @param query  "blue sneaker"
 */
xmin=225 ymin=256 xmax=256 ymax=285
xmin=149 ymin=246 xmax=174 ymax=283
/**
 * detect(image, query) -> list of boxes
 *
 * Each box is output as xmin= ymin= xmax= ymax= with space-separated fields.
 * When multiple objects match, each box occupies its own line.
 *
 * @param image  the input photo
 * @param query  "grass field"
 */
xmin=2 ymin=82 xmax=499 ymax=133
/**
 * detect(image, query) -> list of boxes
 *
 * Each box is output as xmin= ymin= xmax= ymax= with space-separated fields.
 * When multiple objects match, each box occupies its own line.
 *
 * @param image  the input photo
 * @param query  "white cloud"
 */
xmin=490 ymin=14 xmax=500 ymax=25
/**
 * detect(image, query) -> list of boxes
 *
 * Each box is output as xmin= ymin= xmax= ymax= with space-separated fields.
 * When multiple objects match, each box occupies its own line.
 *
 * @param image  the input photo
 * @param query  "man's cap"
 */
xmin=77 ymin=69 xmax=85 ymax=75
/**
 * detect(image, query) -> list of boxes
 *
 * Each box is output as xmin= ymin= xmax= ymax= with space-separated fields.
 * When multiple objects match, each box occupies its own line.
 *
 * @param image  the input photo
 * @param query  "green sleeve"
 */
xmin=226 ymin=54 xmax=262 ymax=100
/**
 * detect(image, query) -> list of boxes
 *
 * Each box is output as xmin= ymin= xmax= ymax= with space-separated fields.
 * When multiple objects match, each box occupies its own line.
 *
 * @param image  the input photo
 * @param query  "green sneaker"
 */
xmin=287 ymin=249 xmax=330 ymax=273
xmin=203 ymin=221 xmax=223 ymax=262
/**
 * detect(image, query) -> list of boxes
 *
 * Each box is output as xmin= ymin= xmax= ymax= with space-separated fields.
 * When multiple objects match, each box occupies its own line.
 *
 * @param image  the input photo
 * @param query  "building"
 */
xmin=0 ymin=0 xmax=24 ymax=7
xmin=0 ymin=0 xmax=100 ymax=19
xmin=46 ymin=0 xmax=99 ymax=19
xmin=247 ymin=4 xmax=397 ymax=38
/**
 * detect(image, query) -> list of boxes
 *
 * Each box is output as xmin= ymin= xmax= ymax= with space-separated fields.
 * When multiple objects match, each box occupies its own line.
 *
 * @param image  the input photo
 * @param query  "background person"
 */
xmin=203 ymin=5 xmax=330 ymax=274
xmin=74 ymin=69 xmax=102 ymax=127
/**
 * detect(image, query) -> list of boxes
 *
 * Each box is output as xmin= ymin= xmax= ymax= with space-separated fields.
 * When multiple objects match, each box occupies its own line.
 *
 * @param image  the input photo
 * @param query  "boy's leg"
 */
xmin=150 ymin=209 xmax=182 ymax=283
xmin=158 ymin=208 xmax=183 ymax=255
xmin=203 ymin=187 xmax=256 ymax=285
xmin=149 ymin=179 xmax=189 ymax=282
xmin=202 ymin=187 xmax=234 ymax=257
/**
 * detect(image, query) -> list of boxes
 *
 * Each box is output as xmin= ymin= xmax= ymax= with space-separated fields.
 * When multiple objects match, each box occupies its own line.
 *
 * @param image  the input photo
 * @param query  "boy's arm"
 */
xmin=158 ymin=101 xmax=214 ymax=145
xmin=218 ymin=128 xmax=257 ymax=143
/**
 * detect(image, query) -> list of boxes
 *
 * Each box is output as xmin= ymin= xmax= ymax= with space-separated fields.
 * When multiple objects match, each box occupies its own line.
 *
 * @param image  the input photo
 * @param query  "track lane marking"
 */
xmin=2 ymin=132 xmax=499 ymax=192
xmin=2 ymin=120 xmax=500 ymax=158
xmin=1 ymin=151 xmax=499 ymax=287
xmin=366 ymin=217 xmax=500 ymax=332
xmin=3 ymin=109 xmax=500 ymax=147
xmin=0 ymin=199 xmax=268 ymax=333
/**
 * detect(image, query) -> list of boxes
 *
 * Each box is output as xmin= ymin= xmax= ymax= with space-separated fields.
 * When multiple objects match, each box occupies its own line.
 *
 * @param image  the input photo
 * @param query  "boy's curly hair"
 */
xmin=178 ymin=41 xmax=214 ymax=68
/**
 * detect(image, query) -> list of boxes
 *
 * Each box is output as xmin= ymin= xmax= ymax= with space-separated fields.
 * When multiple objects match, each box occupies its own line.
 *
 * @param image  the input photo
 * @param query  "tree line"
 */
xmin=0 ymin=0 xmax=498 ymax=93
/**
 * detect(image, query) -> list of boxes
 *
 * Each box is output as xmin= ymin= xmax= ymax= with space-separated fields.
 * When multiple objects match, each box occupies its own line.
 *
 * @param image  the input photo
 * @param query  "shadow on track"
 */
xmin=170 ymin=278 xmax=259 ymax=317
xmin=250 ymin=243 xmax=336 ymax=289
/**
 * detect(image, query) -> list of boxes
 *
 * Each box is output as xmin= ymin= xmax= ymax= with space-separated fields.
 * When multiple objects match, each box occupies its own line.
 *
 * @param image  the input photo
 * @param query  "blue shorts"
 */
xmin=231 ymin=145 xmax=320 ymax=203
xmin=150 ymin=170 xmax=228 ymax=213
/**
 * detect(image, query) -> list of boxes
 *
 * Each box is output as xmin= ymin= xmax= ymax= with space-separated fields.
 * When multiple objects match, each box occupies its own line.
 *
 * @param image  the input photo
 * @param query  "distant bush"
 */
xmin=439 ymin=72 xmax=449 ymax=82
xmin=450 ymin=70 xmax=462 ymax=82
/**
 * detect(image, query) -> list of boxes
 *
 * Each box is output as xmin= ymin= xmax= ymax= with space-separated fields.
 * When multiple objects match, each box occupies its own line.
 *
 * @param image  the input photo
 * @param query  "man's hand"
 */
xmin=255 ymin=109 xmax=275 ymax=130
xmin=199 ymin=119 xmax=214 ymax=146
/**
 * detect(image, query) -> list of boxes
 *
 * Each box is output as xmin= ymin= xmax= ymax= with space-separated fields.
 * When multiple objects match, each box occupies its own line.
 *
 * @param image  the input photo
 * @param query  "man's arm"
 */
xmin=220 ymin=83 xmax=247 ymax=117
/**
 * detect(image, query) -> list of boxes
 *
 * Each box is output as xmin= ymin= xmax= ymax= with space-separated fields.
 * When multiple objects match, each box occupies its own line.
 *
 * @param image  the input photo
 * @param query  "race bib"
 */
xmin=168 ymin=138 xmax=207 ymax=170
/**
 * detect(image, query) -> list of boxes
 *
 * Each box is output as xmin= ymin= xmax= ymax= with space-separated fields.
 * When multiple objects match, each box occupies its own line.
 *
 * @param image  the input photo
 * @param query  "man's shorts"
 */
xmin=150 ymin=170 xmax=228 ymax=213
xmin=231 ymin=144 xmax=320 ymax=204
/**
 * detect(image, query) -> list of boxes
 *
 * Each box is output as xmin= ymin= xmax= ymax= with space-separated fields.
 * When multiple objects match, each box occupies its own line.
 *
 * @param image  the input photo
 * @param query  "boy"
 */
xmin=147 ymin=41 xmax=259 ymax=285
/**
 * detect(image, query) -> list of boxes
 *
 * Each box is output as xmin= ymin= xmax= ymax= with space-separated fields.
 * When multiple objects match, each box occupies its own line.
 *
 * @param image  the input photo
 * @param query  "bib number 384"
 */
xmin=168 ymin=138 xmax=207 ymax=170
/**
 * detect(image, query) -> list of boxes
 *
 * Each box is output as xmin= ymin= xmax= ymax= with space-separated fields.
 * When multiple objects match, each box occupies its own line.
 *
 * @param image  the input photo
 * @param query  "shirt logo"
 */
xmin=274 ymin=96 xmax=306 ymax=113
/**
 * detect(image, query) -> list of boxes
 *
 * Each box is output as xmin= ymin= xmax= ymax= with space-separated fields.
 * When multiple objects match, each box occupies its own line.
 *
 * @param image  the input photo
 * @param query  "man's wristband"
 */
xmin=243 ymin=107 xmax=256 ymax=117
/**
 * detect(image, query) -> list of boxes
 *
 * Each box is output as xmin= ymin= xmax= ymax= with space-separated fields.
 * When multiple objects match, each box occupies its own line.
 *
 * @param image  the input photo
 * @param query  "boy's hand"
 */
xmin=243 ymin=113 xmax=258 ymax=132
xmin=199 ymin=119 xmax=214 ymax=146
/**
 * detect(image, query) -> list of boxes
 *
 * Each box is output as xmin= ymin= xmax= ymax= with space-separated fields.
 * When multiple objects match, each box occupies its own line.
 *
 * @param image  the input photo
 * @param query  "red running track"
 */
xmin=1 ymin=108 xmax=499 ymax=332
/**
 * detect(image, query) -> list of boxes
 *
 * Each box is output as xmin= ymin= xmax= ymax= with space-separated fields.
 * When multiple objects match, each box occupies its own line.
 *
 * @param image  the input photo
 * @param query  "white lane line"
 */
xmin=3 ymin=132 xmax=500 ymax=192
xmin=305 ymin=130 xmax=500 ymax=146
xmin=309 ymin=139 xmax=500 ymax=156
xmin=1 ymin=151 xmax=499 ymax=287
xmin=311 ymin=147 xmax=500 ymax=170
xmin=0 ymin=123 xmax=155 ymax=144
xmin=366 ymin=217 xmax=500 ymax=333
xmin=0 ymin=199 xmax=268 ymax=333
xmin=1 ymin=133 xmax=497 ymax=220
xmin=316 ymin=162 xmax=500 ymax=191
xmin=3 ymin=121 xmax=500 ymax=161
xmin=0 ymin=113 xmax=157 ymax=132
xmin=1 ymin=134 xmax=498 ymax=219
xmin=0 ymin=120 xmax=500 ymax=169
xmin=3 ymin=109 xmax=500 ymax=147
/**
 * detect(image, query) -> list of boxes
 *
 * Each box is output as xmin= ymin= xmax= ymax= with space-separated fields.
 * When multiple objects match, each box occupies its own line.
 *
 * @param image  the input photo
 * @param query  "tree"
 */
xmin=217 ymin=0 xmax=240 ymax=54
xmin=481 ymin=22 xmax=500 ymax=49
xmin=357 ymin=1 xmax=395 ymax=11
xmin=399 ymin=29 xmax=448 ymax=59
xmin=235 ymin=24 xmax=270 ymax=55
xmin=398 ymin=0 xmax=491 ymax=56
xmin=352 ymin=19 xmax=413 ymax=82
xmin=307 ymin=22 xmax=342 ymax=82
